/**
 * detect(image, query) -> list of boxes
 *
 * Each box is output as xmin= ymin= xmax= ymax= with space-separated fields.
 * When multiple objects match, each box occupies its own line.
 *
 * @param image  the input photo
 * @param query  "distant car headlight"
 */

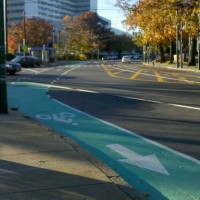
xmin=6 ymin=64 xmax=12 ymax=68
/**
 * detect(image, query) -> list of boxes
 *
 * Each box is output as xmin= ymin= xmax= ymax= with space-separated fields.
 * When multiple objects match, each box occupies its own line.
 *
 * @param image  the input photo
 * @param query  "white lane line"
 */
xmin=60 ymin=66 xmax=82 ymax=76
xmin=22 ymin=64 xmax=75 ymax=75
xmin=169 ymin=103 xmax=200 ymax=111
xmin=50 ymin=65 xmax=82 ymax=85
xmin=112 ymin=94 xmax=200 ymax=111
xmin=13 ymin=81 xmax=200 ymax=111
xmin=53 ymin=98 xmax=200 ymax=166
xmin=10 ymin=80 xmax=200 ymax=164
xmin=91 ymin=86 xmax=200 ymax=95
xmin=11 ymin=82 xmax=72 ymax=90
xmin=11 ymin=82 xmax=98 ymax=94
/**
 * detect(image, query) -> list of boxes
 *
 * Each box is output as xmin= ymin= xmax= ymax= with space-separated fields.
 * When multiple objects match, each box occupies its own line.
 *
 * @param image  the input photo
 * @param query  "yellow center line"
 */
xmin=154 ymin=70 xmax=164 ymax=82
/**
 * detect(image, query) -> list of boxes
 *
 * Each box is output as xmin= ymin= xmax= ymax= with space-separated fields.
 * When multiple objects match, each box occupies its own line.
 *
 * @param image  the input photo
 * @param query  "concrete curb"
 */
xmin=143 ymin=62 xmax=200 ymax=73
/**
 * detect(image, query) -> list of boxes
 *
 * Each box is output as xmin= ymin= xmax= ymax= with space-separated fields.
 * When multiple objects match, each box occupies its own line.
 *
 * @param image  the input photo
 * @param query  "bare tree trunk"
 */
xmin=188 ymin=38 xmax=197 ymax=66
xmin=169 ymin=41 xmax=174 ymax=64
xmin=160 ymin=45 xmax=165 ymax=63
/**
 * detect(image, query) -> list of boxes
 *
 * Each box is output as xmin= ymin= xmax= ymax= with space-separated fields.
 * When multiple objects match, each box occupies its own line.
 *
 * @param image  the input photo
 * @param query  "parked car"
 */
xmin=132 ymin=53 xmax=140 ymax=59
xmin=11 ymin=56 xmax=41 ymax=67
xmin=31 ymin=56 xmax=42 ymax=65
xmin=102 ymin=55 xmax=118 ymax=60
xmin=6 ymin=61 xmax=22 ymax=75
xmin=122 ymin=56 xmax=132 ymax=63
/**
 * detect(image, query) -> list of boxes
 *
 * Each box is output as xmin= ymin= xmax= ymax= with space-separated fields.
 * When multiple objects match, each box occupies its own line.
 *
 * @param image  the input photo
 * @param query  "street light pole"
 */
xmin=0 ymin=0 xmax=8 ymax=114
xmin=176 ymin=7 xmax=180 ymax=68
xmin=198 ymin=0 xmax=200 ymax=70
xmin=23 ymin=10 xmax=26 ymax=56
xmin=180 ymin=20 xmax=183 ymax=68
xmin=173 ymin=1 xmax=191 ymax=69
xmin=4 ymin=0 xmax=8 ymax=56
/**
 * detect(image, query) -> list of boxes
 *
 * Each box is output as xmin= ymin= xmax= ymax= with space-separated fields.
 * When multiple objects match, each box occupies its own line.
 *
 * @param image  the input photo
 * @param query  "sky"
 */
xmin=97 ymin=0 xmax=127 ymax=31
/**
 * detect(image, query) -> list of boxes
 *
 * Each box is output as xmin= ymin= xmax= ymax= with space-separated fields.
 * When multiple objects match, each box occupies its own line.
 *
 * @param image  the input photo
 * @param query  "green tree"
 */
xmin=60 ymin=12 xmax=114 ymax=59
xmin=105 ymin=34 xmax=136 ymax=57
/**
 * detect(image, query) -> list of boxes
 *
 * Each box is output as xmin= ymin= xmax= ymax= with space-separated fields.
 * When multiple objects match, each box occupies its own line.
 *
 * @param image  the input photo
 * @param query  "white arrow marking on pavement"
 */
xmin=107 ymin=144 xmax=169 ymax=175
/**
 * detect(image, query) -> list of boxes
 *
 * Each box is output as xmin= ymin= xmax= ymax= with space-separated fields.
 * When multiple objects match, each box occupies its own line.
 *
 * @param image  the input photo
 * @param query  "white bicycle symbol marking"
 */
xmin=36 ymin=112 xmax=79 ymax=126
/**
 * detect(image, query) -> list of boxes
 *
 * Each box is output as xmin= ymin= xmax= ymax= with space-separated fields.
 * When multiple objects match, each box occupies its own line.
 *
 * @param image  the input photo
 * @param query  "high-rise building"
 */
xmin=7 ymin=0 xmax=97 ymax=29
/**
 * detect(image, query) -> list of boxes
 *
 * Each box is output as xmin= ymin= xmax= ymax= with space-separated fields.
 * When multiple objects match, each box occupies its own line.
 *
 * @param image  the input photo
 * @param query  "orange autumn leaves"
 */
xmin=8 ymin=18 xmax=53 ymax=53
xmin=116 ymin=0 xmax=199 ymax=46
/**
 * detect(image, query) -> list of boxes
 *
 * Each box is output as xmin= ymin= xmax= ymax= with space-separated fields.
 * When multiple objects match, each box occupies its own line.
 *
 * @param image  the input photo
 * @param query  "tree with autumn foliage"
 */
xmin=116 ymin=0 xmax=199 ymax=65
xmin=8 ymin=17 xmax=53 ymax=53
xmin=117 ymin=0 xmax=179 ymax=63
xmin=181 ymin=0 xmax=199 ymax=66
xmin=105 ymin=34 xmax=137 ymax=57
xmin=60 ymin=12 xmax=114 ymax=59
xmin=8 ymin=35 xmax=18 ymax=53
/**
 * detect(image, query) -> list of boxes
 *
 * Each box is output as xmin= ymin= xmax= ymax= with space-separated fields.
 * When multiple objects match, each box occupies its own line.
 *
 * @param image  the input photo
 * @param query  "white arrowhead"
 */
xmin=107 ymin=144 xmax=169 ymax=175
xmin=120 ymin=154 xmax=169 ymax=175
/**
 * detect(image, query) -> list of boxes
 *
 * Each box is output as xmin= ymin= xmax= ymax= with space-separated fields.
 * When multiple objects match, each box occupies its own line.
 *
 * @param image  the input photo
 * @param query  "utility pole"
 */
xmin=198 ymin=0 xmax=200 ymax=70
xmin=0 ymin=0 xmax=8 ymax=114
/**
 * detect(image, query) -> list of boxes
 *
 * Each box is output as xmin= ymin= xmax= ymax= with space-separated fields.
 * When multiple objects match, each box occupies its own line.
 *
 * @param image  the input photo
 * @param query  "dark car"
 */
xmin=6 ymin=61 xmax=22 ymax=75
xmin=11 ymin=56 xmax=41 ymax=68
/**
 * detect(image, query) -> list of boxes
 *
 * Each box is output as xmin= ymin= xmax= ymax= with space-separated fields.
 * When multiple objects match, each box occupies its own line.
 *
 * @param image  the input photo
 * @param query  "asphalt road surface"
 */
xmin=7 ymin=60 xmax=200 ymax=159
xmin=7 ymin=60 xmax=200 ymax=200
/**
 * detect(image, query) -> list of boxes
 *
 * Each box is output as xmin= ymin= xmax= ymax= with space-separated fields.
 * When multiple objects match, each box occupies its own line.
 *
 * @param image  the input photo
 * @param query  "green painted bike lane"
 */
xmin=8 ymin=82 xmax=200 ymax=200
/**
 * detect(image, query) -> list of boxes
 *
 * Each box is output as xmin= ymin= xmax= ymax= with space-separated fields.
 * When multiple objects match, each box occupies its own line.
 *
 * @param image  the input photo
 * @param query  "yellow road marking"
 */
xmin=112 ymin=65 xmax=137 ymax=75
xmin=154 ymin=70 xmax=164 ymax=82
xmin=172 ymin=73 xmax=194 ymax=84
xmin=102 ymin=64 xmax=132 ymax=80
xmin=102 ymin=64 xmax=114 ymax=77
xmin=101 ymin=64 xmax=197 ymax=84
xmin=130 ymin=69 xmax=145 ymax=79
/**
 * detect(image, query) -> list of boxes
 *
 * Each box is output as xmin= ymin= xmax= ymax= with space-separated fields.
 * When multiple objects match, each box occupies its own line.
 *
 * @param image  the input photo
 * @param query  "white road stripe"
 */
xmin=13 ymin=81 xmax=200 ymax=111
xmin=10 ymin=80 xmax=200 ymax=165
xmin=53 ymin=98 xmax=200 ymax=166
xmin=112 ymin=94 xmax=200 ymax=111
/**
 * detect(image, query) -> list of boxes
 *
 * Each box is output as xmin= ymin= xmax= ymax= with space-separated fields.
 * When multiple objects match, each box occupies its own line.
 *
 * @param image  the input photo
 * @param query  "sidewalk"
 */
xmin=0 ymin=109 xmax=146 ymax=200
xmin=144 ymin=61 xmax=200 ymax=73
